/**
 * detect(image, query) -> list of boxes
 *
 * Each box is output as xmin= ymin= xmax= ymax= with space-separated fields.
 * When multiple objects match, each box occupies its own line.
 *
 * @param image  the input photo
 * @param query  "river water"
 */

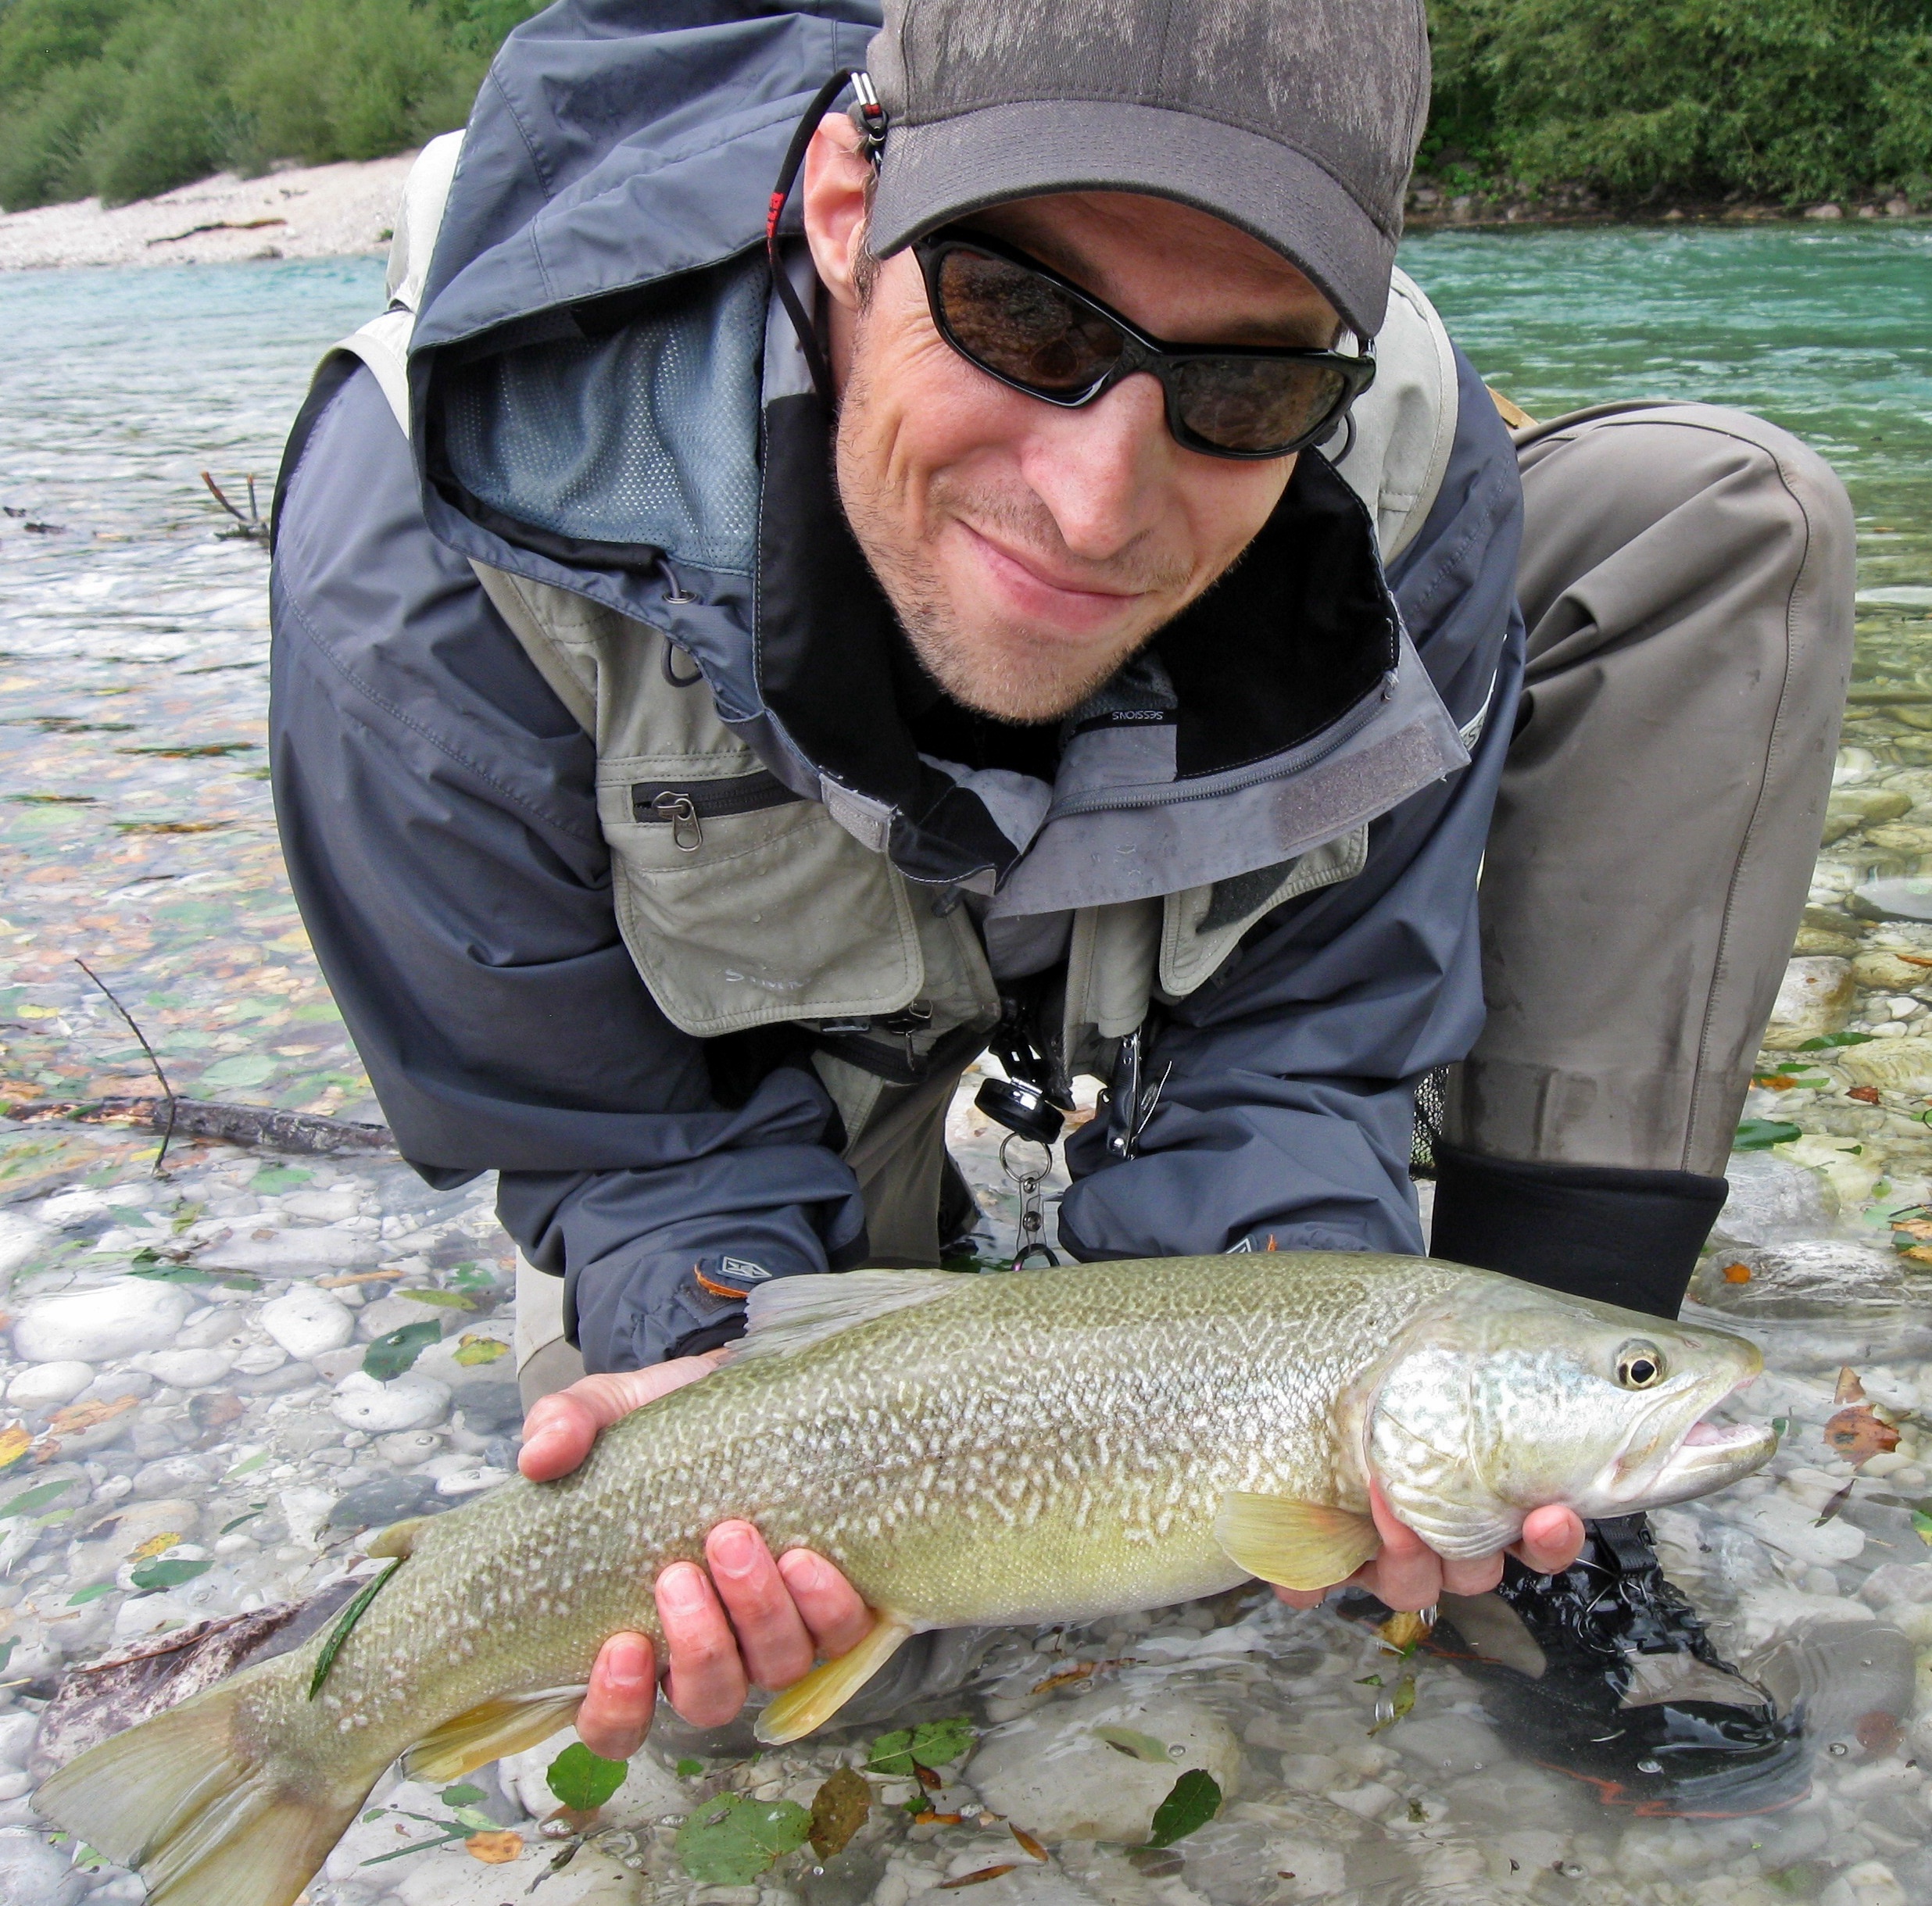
xmin=0 ymin=226 xmax=1927 ymax=1906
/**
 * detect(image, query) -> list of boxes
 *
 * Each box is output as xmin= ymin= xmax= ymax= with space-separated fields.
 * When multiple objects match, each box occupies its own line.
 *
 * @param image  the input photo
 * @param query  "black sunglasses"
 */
xmin=911 ymin=227 xmax=1376 ymax=461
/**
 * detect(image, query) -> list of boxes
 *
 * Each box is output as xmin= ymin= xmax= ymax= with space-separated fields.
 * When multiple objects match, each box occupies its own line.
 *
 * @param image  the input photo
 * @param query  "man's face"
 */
xmin=804 ymin=136 xmax=1342 ymax=724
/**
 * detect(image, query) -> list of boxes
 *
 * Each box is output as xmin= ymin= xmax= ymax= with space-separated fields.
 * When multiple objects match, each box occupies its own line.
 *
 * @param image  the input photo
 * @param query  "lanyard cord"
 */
xmin=764 ymin=67 xmax=888 ymax=409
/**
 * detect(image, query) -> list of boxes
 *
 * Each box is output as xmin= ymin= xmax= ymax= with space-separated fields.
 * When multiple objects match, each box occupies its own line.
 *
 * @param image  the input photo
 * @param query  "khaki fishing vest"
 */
xmin=332 ymin=131 xmax=1462 ymax=1143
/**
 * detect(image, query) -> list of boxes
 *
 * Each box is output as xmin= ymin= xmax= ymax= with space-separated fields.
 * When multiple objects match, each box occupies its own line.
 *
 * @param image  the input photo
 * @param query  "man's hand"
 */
xmin=519 ymin=1355 xmax=871 ymax=1758
xmin=1272 ymin=1480 xmax=1586 ymax=1614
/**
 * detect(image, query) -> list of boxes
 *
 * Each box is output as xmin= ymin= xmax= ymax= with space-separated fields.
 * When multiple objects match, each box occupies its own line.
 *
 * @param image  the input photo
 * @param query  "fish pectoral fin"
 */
xmin=365 ymin=1516 xmax=429 ymax=1561
xmin=753 ymin=1614 xmax=916 ymax=1746
xmin=402 ymin=1687 xmax=589 ymax=1785
xmin=1213 ymin=1490 xmax=1382 ymax=1593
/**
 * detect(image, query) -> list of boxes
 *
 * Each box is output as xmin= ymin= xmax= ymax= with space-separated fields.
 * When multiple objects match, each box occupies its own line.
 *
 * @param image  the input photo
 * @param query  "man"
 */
xmin=270 ymin=0 xmax=1850 ymax=1783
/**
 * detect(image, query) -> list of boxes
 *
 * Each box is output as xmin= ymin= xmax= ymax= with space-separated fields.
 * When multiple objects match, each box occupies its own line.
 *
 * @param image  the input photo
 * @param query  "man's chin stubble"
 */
xmin=899 ymin=600 xmax=1156 ymax=723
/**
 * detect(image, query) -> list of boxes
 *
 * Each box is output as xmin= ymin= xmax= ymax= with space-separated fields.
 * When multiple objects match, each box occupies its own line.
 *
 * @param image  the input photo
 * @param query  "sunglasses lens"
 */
xmin=936 ymin=246 xmax=1125 ymax=397
xmin=1168 ymin=356 xmax=1351 ymax=456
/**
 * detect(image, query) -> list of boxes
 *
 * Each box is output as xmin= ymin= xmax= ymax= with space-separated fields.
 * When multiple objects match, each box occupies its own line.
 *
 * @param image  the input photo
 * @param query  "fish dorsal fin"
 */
xmin=754 ymin=1613 xmax=917 ymax=1744
xmin=723 ymin=1270 xmax=968 ymax=1365
xmin=402 ymin=1687 xmax=589 ymax=1784
xmin=1213 ymin=1490 xmax=1382 ymax=1592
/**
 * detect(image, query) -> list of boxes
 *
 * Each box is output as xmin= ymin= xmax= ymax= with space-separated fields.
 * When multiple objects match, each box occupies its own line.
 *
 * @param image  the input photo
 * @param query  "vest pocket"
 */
xmin=599 ymin=756 xmax=925 ymax=1038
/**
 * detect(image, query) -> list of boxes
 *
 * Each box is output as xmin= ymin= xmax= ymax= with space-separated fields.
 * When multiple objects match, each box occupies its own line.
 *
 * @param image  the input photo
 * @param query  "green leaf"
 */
xmin=400 ymin=1288 xmax=476 ymax=1311
xmin=1735 ymin=1119 xmax=1804 ymax=1151
xmin=128 ymin=1556 xmax=213 ymax=1592
xmin=250 ymin=1166 xmax=313 ymax=1193
xmin=2 ymin=1479 xmax=72 ymax=1518
xmin=676 ymin=1759 xmax=704 ymax=1779
xmin=66 ymin=1582 xmax=116 ymax=1604
xmin=1094 ymin=1725 xmax=1171 ymax=1765
xmin=1797 ymin=1032 xmax=1877 ymax=1050
xmin=363 ymin=1321 xmax=442 ymax=1381
xmin=1368 ymin=1672 xmax=1418 ymax=1736
xmin=0 ymin=1640 xmax=14 ymax=1676
xmin=452 ymin=1336 xmax=510 ymax=1366
xmin=1771 ymin=1417 xmax=1792 ymax=1441
xmin=309 ymin=1558 xmax=402 ymax=1700
xmin=1354 ymin=1673 xmax=1385 ymax=1688
xmin=219 ymin=1510 xmax=262 ymax=1535
xmin=224 ymin=1450 xmax=272 ymax=1479
xmin=1144 ymin=1770 xmax=1222 ymax=1849
xmin=866 ymin=1715 xmax=975 ymax=1776
xmin=439 ymin=1783 xmax=486 ymax=1809
xmin=361 ymin=1828 xmax=470 ymax=1867
xmin=546 ymin=1743 xmax=629 ymax=1812
xmin=676 ymin=1794 xmax=813 ymax=1883
xmin=1912 ymin=1508 xmax=1932 ymax=1547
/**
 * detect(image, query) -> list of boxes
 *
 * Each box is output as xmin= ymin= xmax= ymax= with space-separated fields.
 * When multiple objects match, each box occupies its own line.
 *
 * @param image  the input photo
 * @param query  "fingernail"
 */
xmin=710 ymin=1524 xmax=757 ymax=1572
xmin=658 ymin=1565 xmax=706 ymax=1613
xmin=781 ymin=1551 xmax=823 ymax=1593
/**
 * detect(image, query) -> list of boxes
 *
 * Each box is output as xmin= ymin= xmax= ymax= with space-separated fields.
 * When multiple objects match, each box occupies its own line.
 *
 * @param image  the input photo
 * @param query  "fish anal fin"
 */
xmin=1213 ymin=1490 xmax=1381 ymax=1592
xmin=365 ymin=1516 xmax=428 ymax=1560
xmin=754 ymin=1614 xmax=916 ymax=1745
xmin=402 ymin=1687 xmax=589 ymax=1784
xmin=724 ymin=1271 xmax=967 ymax=1365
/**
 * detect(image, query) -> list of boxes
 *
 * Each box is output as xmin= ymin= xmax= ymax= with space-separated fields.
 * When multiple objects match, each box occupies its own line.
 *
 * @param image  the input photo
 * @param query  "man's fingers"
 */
xmin=657 ymin=1561 xmax=750 ymax=1727
xmin=1272 ymin=1585 xmax=1328 ymax=1611
xmin=519 ymin=1353 xmax=725 ymax=1482
xmin=706 ymin=1522 xmax=816 ymax=1691
xmin=1358 ymin=1478 xmax=1443 ymax=1612
xmin=1511 ymin=1504 xmax=1587 ymax=1575
xmin=1438 ymin=1552 xmax=1505 ymax=1598
xmin=777 ymin=1548 xmax=874 ymax=1659
xmin=576 ymin=1631 xmax=657 ymax=1761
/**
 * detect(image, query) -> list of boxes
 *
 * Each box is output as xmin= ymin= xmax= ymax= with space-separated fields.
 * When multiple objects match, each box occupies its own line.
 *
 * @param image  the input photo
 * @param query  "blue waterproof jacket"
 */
xmin=269 ymin=0 xmax=1526 ymax=1371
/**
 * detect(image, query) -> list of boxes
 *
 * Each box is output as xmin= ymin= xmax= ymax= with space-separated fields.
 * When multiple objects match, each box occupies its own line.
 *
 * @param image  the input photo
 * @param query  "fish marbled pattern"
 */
xmin=243 ymin=1255 xmax=1468 ymax=1778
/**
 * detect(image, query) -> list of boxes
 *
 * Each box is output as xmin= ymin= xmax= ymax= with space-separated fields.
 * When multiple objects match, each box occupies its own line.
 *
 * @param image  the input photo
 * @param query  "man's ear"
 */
xmin=802 ymin=113 xmax=872 ymax=313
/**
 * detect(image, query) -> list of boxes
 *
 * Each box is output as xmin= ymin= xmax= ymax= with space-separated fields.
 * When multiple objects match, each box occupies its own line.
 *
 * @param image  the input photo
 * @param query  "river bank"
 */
xmin=0 ymin=156 xmax=413 ymax=273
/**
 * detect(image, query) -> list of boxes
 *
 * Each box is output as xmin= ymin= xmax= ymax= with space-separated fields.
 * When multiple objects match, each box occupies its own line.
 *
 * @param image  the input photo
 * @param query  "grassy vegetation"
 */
xmin=1425 ymin=0 xmax=1932 ymax=206
xmin=0 ymin=0 xmax=544 ymax=211
xmin=0 ymin=0 xmax=1927 ymax=214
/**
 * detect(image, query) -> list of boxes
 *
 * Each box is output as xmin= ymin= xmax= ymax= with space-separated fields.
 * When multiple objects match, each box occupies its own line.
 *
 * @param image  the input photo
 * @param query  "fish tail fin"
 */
xmin=755 ymin=1613 xmax=916 ymax=1744
xmin=35 ymin=1664 xmax=367 ymax=1906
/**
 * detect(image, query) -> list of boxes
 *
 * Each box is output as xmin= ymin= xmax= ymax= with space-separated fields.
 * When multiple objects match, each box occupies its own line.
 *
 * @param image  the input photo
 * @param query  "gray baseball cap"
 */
xmin=863 ymin=0 xmax=1429 ymax=338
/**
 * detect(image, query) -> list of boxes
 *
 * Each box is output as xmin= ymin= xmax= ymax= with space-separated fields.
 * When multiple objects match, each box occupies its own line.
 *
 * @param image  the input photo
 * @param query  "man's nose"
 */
xmin=1017 ymin=370 xmax=1172 ymax=561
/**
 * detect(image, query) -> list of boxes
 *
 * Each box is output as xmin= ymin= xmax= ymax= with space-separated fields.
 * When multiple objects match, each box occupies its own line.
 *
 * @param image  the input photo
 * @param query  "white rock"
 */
xmin=1760 ymin=956 xmax=1855 ymax=1049
xmin=259 ymin=1286 xmax=356 ymax=1361
xmin=132 ymin=1346 xmax=235 ymax=1388
xmin=280 ymin=1187 xmax=363 ymax=1223
xmin=970 ymin=1690 xmax=1243 ymax=1843
xmin=1726 ymin=1490 xmax=1866 ymax=1566
xmin=195 ymin=1225 xmax=386 ymax=1275
xmin=436 ymin=1466 xmax=513 ymax=1496
xmin=392 ymin=1842 xmax=641 ymax=1906
xmin=0 ymin=1826 xmax=87 ymax=1906
xmin=277 ymin=1485 xmax=339 ymax=1550
xmin=331 ymin=1370 xmax=450 ymax=1432
xmin=5 ymin=1360 xmax=95 ymax=1408
xmin=12 ymin=1280 xmax=192 ymax=1363
xmin=0 ymin=1213 xmax=48 ymax=1285
xmin=0 ymin=1713 xmax=38 ymax=1771
xmin=356 ymin=1292 xmax=449 ymax=1342
xmin=230 ymin=1340 xmax=288 ymax=1376
xmin=1710 ymin=1153 xmax=1837 ymax=1245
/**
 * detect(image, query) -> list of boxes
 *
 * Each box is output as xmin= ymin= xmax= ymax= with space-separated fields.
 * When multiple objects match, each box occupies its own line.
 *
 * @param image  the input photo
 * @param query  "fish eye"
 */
xmin=1615 ymin=1341 xmax=1666 ymax=1389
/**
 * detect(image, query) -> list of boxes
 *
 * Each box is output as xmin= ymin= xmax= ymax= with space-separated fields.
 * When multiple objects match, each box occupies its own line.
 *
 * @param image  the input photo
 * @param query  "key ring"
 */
xmin=999 ymin=1132 xmax=1061 ymax=1272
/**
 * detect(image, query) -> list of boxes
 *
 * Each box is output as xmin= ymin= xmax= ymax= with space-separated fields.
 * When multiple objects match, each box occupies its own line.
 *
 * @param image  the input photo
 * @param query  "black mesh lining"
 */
xmin=1154 ymin=451 xmax=1398 ymax=779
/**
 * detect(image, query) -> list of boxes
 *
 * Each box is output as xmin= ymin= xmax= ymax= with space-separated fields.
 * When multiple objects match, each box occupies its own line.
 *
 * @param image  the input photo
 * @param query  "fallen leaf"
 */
xmin=46 ymin=1395 xmax=138 ymax=1437
xmin=1837 ymin=1367 xmax=1867 ymax=1404
xmin=1814 ymin=1478 xmax=1859 ymax=1527
xmin=546 ymin=1743 xmax=628 ymax=1813
xmin=1011 ymin=1826 xmax=1049 ymax=1862
xmin=1855 ymin=1711 xmax=1903 ymax=1758
xmin=1029 ymin=1657 xmax=1133 ymax=1695
xmin=1913 ymin=1508 xmax=1932 ymax=1546
xmin=1902 ymin=1245 xmax=1932 ymax=1267
xmin=676 ymin=1794 xmax=811 ymax=1884
xmin=914 ymin=1762 xmax=943 ymax=1792
xmin=913 ymin=1811 xmax=964 ymax=1826
xmin=452 ymin=1335 xmax=509 ymax=1366
xmin=1376 ymin=1609 xmax=1433 ymax=1652
xmin=940 ymin=1866 xmax=1017 ymax=1889
xmin=1720 ymin=1262 xmax=1753 ymax=1285
xmin=1144 ymin=1769 xmax=1222 ymax=1847
xmin=868 ymin=1716 xmax=976 ymax=1777
xmin=1851 ymin=1085 xmax=1884 ymax=1105
xmin=1094 ymin=1725 xmax=1171 ymax=1765
xmin=1825 ymin=1404 xmax=1899 ymax=1465
xmin=465 ymin=1830 xmax=523 ymax=1865
xmin=808 ymin=1768 xmax=871 ymax=1860
xmin=129 ymin=1532 xmax=183 ymax=1561
xmin=0 ymin=1425 xmax=30 ymax=1472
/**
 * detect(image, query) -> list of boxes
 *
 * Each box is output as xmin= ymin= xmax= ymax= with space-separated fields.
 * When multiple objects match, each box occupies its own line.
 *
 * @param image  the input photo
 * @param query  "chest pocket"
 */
xmin=471 ymin=563 xmax=941 ymax=1039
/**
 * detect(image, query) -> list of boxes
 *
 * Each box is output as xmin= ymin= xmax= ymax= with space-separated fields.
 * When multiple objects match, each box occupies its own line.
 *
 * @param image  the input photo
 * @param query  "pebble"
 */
xmin=259 ymin=1286 xmax=356 ymax=1361
xmin=0 ymin=1825 xmax=87 ymax=1906
xmin=970 ymin=1689 xmax=1242 ymax=1843
xmin=327 ymin=1474 xmax=446 ymax=1531
xmin=356 ymin=1292 xmax=449 ymax=1342
xmin=0 ymin=1212 xmax=48 ymax=1285
xmin=195 ymin=1226 xmax=387 ymax=1275
xmin=1698 ymin=1238 xmax=1913 ymax=1316
xmin=330 ymin=1370 xmax=451 ymax=1432
xmin=5 ymin=1360 xmax=94 ymax=1409
xmin=133 ymin=1346 xmax=234 ymax=1388
xmin=1712 ymin=1152 xmax=1838 ymax=1244
xmin=10 ymin=1280 xmax=192 ymax=1364
xmin=1762 ymin=956 xmax=1857 ymax=1047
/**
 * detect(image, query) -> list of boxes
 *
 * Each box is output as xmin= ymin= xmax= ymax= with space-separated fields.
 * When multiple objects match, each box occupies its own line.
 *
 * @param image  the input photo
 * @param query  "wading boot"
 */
xmin=1429 ymin=1514 xmax=1809 ymax=1817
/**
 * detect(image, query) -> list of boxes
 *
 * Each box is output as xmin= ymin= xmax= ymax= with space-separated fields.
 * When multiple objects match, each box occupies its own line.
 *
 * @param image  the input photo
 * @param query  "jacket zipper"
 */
xmin=631 ymin=771 xmax=796 ymax=852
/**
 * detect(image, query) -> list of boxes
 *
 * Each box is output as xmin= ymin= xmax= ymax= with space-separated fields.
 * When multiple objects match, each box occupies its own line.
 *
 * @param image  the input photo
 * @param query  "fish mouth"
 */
xmin=1609 ymin=1375 xmax=1776 ymax=1510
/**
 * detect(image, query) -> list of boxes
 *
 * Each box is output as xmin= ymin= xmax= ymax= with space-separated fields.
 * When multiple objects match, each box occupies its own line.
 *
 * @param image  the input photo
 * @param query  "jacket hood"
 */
xmin=406 ymin=0 xmax=1469 ymax=909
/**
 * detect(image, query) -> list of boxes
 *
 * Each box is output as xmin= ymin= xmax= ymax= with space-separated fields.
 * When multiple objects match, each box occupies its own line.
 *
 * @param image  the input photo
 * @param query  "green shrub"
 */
xmin=1425 ymin=0 xmax=1932 ymax=202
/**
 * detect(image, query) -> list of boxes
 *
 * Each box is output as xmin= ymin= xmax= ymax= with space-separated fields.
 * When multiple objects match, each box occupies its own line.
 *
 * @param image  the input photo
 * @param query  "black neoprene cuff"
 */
xmin=1429 ymin=1143 xmax=1729 ymax=1321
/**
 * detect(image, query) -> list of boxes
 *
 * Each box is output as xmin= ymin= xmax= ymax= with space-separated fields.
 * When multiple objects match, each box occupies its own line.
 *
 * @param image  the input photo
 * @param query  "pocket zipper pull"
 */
xmin=653 ymin=791 xmax=703 ymax=852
